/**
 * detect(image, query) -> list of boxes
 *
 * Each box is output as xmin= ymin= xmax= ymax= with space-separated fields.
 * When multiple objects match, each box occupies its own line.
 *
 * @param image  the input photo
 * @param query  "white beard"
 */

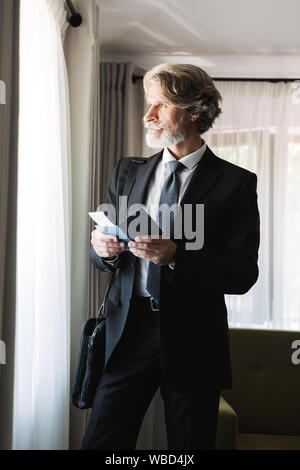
xmin=144 ymin=117 xmax=186 ymax=149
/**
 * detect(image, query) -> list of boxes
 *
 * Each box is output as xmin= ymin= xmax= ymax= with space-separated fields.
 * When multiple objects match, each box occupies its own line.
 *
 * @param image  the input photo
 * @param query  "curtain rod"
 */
xmin=65 ymin=0 xmax=82 ymax=27
xmin=132 ymin=75 xmax=299 ymax=83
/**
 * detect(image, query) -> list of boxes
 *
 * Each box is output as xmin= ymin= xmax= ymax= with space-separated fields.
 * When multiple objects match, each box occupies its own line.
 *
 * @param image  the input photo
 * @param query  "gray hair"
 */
xmin=143 ymin=63 xmax=222 ymax=134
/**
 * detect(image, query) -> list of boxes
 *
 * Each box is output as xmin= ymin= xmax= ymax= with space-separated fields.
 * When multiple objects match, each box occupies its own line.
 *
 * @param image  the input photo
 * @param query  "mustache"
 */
xmin=143 ymin=121 xmax=166 ymax=131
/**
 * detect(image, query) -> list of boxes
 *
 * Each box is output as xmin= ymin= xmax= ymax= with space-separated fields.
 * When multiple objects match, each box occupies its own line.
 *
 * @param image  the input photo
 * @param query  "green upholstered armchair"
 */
xmin=216 ymin=328 xmax=300 ymax=450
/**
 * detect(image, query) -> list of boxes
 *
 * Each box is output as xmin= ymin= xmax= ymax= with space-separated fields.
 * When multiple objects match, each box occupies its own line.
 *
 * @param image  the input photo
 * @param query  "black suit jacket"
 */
xmin=91 ymin=146 xmax=260 ymax=392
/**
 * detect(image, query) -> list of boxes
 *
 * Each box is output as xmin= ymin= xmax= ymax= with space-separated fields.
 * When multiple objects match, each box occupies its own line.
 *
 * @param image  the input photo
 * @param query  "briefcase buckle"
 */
xmin=150 ymin=297 xmax=160 ymax=311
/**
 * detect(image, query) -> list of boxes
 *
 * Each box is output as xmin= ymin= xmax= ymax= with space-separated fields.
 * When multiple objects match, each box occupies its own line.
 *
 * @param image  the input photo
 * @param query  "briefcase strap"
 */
xmin=96 ymin=271 xmax=116 ymax=321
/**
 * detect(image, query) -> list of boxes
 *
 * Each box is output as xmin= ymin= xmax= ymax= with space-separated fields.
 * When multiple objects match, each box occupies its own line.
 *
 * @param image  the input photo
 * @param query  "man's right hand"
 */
xmin=91 ymin=229 xmax=126 ymax=259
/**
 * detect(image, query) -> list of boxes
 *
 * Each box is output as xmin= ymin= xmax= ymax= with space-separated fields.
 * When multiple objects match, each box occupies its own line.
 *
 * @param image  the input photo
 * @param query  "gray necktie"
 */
xmin=146 ymin=160 xmax=184 ymax=308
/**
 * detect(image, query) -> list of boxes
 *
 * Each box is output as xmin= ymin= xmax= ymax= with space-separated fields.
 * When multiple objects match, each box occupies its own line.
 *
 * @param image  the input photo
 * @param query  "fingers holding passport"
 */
xmin=91 ymin=229 xmax=125 ymax=258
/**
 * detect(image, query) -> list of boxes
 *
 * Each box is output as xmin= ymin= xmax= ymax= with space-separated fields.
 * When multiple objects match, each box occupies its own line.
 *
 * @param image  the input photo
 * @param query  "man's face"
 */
xmin=144 ymin=80 xmax=190 ymax=149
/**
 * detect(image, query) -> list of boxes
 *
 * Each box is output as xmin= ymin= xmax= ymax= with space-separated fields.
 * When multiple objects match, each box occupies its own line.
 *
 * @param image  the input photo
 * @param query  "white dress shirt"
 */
xmin=133 ymin=141 xmax=207 ymax=296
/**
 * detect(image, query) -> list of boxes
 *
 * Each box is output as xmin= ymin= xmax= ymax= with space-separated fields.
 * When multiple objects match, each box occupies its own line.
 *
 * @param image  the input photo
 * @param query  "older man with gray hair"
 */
xmin=82 ymin=63 xmax=260 ymax=450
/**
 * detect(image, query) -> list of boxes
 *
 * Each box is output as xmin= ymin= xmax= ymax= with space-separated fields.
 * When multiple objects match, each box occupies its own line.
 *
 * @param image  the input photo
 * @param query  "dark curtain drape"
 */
xmin=88 ymin=62 xmax=145 ymax=315
xmin=0 ymin=0 xmax=20 ymax=450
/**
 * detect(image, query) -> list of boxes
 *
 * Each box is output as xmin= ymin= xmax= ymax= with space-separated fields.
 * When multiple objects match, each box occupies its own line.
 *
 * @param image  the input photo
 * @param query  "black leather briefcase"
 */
xmin=70 ymin=306 xmax=106 ymax=409
xmin=70 ymin=273 xmax=115 ymax=409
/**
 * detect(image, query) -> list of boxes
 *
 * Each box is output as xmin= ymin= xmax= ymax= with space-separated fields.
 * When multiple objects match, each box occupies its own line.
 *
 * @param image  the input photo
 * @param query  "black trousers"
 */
xmin=81 ymin=296 xmax=220 ymax=450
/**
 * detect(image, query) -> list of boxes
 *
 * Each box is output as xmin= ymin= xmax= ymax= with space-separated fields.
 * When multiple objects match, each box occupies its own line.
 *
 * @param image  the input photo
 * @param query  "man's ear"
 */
xmin=189 ymin=113 xmax=199 ymax=123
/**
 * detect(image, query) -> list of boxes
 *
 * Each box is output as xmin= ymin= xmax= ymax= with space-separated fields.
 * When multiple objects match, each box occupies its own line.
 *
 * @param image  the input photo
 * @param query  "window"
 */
xmin=209 ymin=130 xmax=300 ymax=330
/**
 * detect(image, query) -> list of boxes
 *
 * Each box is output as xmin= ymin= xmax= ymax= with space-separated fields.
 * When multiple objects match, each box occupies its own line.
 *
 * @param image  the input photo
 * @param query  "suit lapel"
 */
xmin=180 ymin=146 xmax=221 ymax=206
xmin=127 ymin=150 xmax=163 ymax=207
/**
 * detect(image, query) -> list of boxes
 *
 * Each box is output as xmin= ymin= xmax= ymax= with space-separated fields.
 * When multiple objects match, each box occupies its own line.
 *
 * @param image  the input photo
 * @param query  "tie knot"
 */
xmin=167 ymin=160 xmax=184 ymax=174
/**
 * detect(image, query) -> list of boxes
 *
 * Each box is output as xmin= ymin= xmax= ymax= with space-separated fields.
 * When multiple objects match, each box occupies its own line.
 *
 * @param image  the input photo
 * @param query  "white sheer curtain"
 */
xmin=13 ymin=0 xmax=71 ymax=449
xmin=205 ymin=80 xmax=300 ymax=330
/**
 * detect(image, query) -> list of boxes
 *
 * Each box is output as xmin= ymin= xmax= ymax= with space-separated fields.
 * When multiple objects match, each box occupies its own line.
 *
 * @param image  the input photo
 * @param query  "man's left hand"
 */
xmin=128 ymin=236 xmax=177 ymax=265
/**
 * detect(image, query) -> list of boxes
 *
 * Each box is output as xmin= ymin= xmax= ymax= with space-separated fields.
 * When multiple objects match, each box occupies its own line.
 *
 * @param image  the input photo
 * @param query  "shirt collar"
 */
xmin=162 ymin=140 xmax=207 ymax=170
